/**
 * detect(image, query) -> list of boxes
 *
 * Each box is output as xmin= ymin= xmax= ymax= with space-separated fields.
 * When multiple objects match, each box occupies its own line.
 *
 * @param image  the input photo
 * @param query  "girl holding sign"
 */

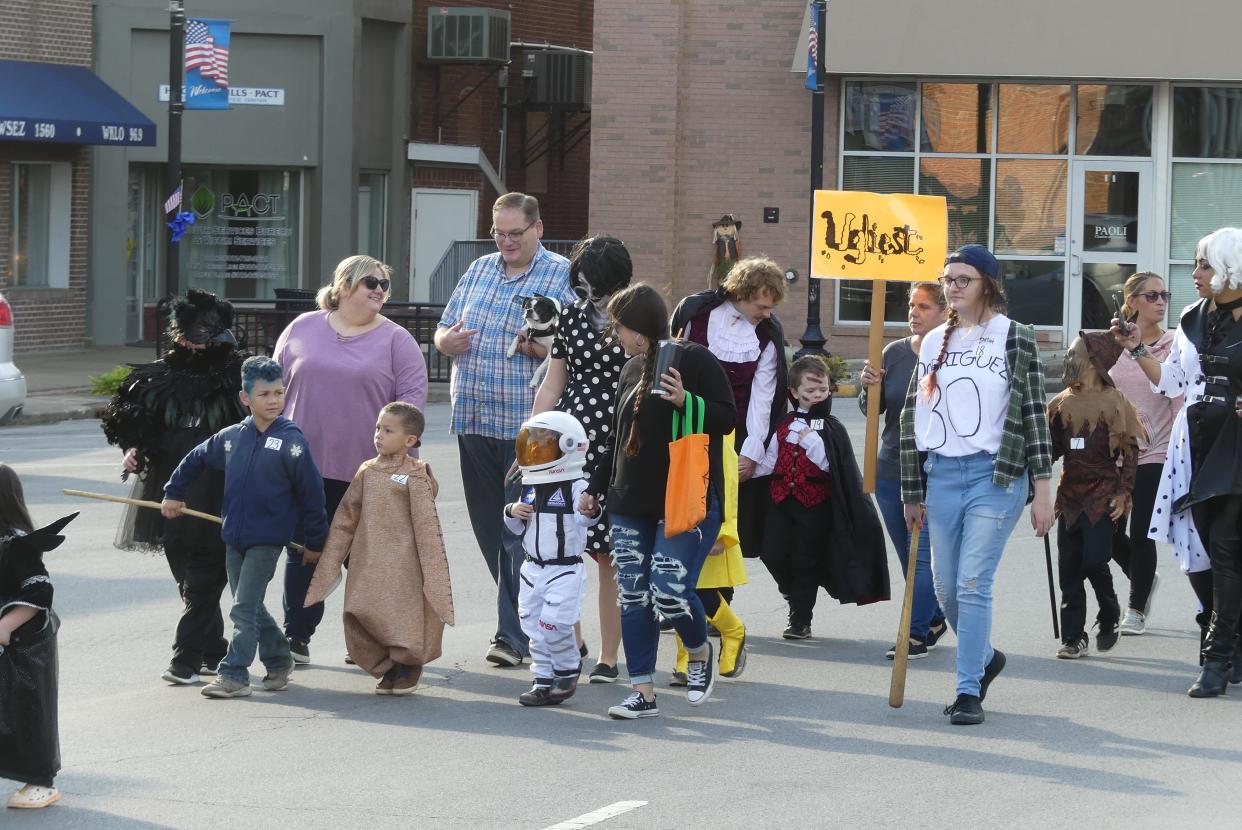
xmin=900 ymin=244 xmax=1055 ymax=726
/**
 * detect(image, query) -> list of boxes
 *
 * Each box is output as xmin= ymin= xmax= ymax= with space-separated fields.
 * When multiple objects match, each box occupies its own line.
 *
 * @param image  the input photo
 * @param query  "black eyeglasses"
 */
xmin=360 ymin=275 xmax=390 ymax=292
xmin=1134 ymin=290 xmax=1171 ymax=303
xmin=939 ymin=275 xmax=978 ymax=289
xmin=490 ymin=220 xmax=536 ymax=243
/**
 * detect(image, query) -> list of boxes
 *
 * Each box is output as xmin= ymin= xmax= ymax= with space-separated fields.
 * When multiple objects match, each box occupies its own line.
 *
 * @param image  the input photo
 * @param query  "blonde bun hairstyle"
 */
xmin=316 ymin=255 xmax=393 ymax=310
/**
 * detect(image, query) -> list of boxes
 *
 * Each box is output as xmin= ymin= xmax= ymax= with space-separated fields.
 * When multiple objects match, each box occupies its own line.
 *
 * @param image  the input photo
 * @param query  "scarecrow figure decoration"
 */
xmin=711 ymin=213 xmax=743 ymax=288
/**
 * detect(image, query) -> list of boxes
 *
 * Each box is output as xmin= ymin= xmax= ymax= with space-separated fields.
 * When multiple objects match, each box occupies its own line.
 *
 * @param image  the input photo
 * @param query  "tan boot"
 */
xmin=711 ymin=599 xmax=748 ymax=678
xmin=670 ymin=634 xmax=689 ymax=686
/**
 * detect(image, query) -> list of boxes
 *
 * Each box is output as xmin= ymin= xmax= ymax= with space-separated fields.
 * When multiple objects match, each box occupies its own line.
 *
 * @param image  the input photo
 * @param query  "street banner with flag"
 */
xmin=163 ymin=185 xmax=182 ymax=215
xmin=804 ymin=1 xmax=821 ymax=91
xmin=184 ymin=18 xmax=231 ymax=110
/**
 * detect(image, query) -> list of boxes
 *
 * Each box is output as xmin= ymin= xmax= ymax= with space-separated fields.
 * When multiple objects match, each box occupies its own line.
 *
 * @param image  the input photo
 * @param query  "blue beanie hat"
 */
xmin=945 ymin=244 xmax=999 ymax=280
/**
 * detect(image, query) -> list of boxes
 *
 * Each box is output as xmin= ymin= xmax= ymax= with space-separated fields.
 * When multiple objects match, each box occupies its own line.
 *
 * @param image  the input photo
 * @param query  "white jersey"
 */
xmin=913 ymin=314 xmax=1011 ymax=457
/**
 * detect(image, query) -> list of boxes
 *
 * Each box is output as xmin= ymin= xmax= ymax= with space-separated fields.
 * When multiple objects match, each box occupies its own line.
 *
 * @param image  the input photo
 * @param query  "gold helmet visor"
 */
xmin=516 ymin=427 xmax=563 ymax=467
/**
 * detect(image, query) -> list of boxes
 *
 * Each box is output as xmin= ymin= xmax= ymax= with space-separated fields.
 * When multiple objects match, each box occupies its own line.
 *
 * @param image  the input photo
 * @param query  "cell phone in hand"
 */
xmin=1112 ymin=295 xmax=1134 ymax=335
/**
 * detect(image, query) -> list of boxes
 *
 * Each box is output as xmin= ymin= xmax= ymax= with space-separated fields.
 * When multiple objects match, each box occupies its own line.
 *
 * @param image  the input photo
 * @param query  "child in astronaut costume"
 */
xmin=504 ymin=411 xmax=602 ymax=707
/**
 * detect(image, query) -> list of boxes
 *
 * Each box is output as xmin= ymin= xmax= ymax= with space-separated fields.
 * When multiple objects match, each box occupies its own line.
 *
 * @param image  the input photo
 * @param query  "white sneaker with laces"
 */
xmin=1119 ymin=609 xmax=1147 ymax=635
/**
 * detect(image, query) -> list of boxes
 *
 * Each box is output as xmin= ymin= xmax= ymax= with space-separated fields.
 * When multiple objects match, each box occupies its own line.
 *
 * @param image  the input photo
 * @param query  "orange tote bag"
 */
xmin=664 ymin=392 xmax=710 ymax=538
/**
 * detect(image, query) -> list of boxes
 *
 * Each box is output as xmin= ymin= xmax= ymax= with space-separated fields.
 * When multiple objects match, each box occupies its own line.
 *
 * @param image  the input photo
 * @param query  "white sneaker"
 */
xmin=1119 ymin=609 xmax=1147 ymax=635
xmin=7 ymin=784 xmax=60 ymax=809
xmin=1144 ymin=572 xmax=1161 ymax=620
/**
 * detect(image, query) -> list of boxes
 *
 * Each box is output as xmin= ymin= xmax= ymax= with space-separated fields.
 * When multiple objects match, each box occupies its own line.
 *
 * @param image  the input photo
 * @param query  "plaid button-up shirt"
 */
xmin=438 ymin=244 xmax=574 ymax=439
xmin=900 ymin=319 xmax=1052 ymax=504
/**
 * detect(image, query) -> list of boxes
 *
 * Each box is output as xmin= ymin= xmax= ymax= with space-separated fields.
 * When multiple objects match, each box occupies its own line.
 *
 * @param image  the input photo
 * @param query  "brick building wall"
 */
xmin=0 ymin=0 xmax=95 ymax=353
xmin=411 ymin=0 xmax=593 ymax=242
xmin=590 ymin=1 xmax=847 ymax=351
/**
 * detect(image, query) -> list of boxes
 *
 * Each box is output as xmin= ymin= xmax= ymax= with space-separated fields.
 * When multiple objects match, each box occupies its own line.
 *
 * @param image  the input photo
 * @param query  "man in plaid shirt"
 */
xmin=435 ymin=193 xmax=575 ymax=668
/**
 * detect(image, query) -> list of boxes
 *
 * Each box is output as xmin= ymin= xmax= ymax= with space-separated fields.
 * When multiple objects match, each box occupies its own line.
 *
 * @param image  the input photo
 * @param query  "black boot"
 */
xmin=1230 ymin=639 xmax=1242 ymax=685
xmin=1189 ymin=658 xmax=1229 ymax=698
xmin=1196 ymin=611 xmax=1211 ymax=667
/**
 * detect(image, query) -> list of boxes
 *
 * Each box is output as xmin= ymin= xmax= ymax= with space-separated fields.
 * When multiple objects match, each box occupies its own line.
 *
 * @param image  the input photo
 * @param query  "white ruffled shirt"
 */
xmin=684 ymin=302 xmax=778 ymax=463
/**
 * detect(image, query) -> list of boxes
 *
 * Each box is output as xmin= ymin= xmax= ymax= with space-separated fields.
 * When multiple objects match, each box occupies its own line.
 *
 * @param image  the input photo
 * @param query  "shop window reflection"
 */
xmin=844 ymin=81 xmax=916 ymax=152
xmin=1174 ymin=87 xmax=1242 ymax=159
xmin=1076 ymin=85 xmax=1152 ymax=156
xmin=1000 ymin=260 xmax=1064 ymax=327
xmin=921 ymin=83 xmax=992 ymax=154
xmin=997 ymin=84 xmax=1070 ymax=155
xmin=995 ymin=159 xmax=1067 ymax=256
xmin=919 ymin=158 xmax=990 ymax=250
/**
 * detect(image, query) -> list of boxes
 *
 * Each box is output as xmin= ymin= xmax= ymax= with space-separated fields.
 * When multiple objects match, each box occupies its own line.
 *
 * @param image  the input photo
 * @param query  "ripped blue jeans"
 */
xmin=923 ymin=452 xmax=1027 ymax=697
xmin=610 ymin=490 xmax=722 ymax=686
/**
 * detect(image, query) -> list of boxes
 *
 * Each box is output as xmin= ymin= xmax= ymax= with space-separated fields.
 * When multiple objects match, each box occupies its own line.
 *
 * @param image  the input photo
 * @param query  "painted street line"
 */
xmin=539 ymin=800 xmax=648 ymax=830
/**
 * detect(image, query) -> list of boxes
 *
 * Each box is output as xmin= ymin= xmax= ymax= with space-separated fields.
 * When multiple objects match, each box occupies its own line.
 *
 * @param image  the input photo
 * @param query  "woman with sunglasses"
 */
xmin=900 ymin=244 xmax=1054 ymax=725
xmin=1108 ymin=273 xmax=1182 ymax=636
xmin=273 ymin=255 xmax=428 ymax=664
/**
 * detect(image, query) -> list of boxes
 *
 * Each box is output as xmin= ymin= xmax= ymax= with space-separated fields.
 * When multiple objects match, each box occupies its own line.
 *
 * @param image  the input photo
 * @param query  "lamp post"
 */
xmin=165 ymin=1 xmax=185 ymax=299
xmin=795 ymin=0 xmax=828 ymax=361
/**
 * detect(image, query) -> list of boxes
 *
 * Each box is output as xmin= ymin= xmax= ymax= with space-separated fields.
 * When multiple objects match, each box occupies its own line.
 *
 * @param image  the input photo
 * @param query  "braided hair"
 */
xmin=625 ymin=338 xmax=661 ymax=457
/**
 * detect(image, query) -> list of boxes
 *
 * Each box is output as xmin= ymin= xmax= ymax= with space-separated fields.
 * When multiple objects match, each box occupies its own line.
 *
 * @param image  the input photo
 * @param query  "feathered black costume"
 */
xmin=99 ymin=290 xmax=246 ymax=678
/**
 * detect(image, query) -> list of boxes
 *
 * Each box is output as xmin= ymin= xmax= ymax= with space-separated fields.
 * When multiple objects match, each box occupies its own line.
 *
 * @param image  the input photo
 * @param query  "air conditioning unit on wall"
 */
xmin=523 ymin=51 xmax=592 ymax=112
xmin=426 ymin=7 xmax=510 ymax=64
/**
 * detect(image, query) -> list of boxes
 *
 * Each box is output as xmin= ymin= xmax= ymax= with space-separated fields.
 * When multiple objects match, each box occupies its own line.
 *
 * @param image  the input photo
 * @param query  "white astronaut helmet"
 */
xmin=515 ymin=410 xmax=589 ymax=485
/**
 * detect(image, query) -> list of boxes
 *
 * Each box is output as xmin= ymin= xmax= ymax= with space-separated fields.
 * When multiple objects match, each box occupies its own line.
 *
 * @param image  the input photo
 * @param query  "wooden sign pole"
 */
xmin=862 ymin=279 xmax=886 ymax=494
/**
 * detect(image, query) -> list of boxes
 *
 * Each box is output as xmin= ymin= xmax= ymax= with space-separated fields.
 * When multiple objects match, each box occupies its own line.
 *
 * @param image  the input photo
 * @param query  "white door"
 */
xmin=410 ymin=188 xmax=478 ymax=302
xmin=1067 ymin=160 xmax=1154 ymax=333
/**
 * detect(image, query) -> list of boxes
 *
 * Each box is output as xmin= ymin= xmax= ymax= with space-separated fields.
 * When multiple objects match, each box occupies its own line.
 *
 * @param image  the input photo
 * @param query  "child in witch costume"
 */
xmin=1048 ymin=332 xmax=1144 ymax=659
xmin=303 ymin=403 xmax=454 ymax=695
xmin=505 ymin=411 xmax=602 ymax=706
xmin=0 ymin=464 xmax=77 ymax=809
xmin=101 ymin=290 xmax=247 ymax=686
xmin=756 ymin=356 xmax=889 ymax=639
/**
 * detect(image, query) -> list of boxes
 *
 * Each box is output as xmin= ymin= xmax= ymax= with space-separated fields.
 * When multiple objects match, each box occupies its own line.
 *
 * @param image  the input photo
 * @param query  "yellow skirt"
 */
xmin=698 ymin=431 xmax=748 ymax=589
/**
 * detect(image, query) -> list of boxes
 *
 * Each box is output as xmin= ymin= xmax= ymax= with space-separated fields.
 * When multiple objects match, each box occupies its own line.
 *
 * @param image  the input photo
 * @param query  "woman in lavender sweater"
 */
xmin=274 ymin=255 xmax=428 ymax=663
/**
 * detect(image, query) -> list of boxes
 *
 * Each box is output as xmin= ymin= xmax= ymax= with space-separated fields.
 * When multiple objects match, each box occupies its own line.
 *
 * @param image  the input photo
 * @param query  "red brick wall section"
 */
xmin=411 ymin=1 xmax=593 ymax=243
xmin=0 ymin=0 xmax=94 ymax=353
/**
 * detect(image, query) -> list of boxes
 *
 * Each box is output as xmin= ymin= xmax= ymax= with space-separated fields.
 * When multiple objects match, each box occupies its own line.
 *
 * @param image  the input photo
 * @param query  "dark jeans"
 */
xmin=762 ymin=496 xmax=830 ymax=627
xmin=1057 ymin=513 xmax=1121 ymax=643
xmin=875 ymin=476 xmax=945 ymax=640
xmin=283 ymin=477 xmax=350 ymax=642
xmin=1112 ymin=463 xmax=1162 ymax=612
xmin=1191 ymin=495 xmax=1242 ymax=660
xmin=457 ymin=434 xmax=528 ymax=655
xmin=164 ymin=540 xmax=229 ymax=673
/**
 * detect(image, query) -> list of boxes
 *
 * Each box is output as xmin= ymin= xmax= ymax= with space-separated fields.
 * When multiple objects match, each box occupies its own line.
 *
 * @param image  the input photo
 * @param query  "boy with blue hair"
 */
xmin=163 ymin=356 xmax=328 ymax=699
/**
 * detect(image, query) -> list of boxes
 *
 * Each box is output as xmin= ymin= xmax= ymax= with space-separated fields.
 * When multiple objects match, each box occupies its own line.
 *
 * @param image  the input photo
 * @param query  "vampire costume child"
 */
xmin=100 ymin=290 xmax=247 ymax=682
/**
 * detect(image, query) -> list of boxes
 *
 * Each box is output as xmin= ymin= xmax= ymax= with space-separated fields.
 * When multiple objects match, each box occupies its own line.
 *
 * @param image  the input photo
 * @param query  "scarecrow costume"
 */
xmin=100 ymin=290 xmax=246 ymax=682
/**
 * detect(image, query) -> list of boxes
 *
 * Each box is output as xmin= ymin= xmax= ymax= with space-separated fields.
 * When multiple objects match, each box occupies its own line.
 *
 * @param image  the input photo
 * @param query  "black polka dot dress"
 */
xmin=551 ymin=301 xmax=627 ymax=556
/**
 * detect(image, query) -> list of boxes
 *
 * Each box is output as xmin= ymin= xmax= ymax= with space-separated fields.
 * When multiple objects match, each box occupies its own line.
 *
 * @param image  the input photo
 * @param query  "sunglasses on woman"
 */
xmin=1134 ymin=290 xmax=1171 ymax=303
xmin=359 ymin=275 xmax=391 ymax=292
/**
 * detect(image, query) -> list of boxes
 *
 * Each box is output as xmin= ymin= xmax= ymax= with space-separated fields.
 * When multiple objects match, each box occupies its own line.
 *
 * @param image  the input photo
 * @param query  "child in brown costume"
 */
xmin=304 ymin=403 xmax=454 ymax=694
xmin=1048 ymin=332 xmax=1144 ymax=659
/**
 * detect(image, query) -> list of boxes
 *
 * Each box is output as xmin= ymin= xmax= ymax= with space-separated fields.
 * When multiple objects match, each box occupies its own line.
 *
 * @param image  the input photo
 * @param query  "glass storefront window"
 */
xmin=1081 ymin=170 xmax=1140 ymax=253
xmin=920 ymin=83 xmax=992 ymax=154
xmin=1173 ymin=87 xmax=1242 ymax=159
xmin=1000 ymin=260 xmax=1064 ymax=327
xmin=357 ymin=172 xmax=386 ymax=259
xmin=997 ymin=84 xmax=1070 ymax=154
xmin=844 ymin=81 xmax=916 ymax=152
xmin=1169 ymin=162 xmax=1242 ymax=258
xmin=1076 ymin=85 xmax=1153 ymax=156
xmin=10 ymin=163 xmax=51 ymax=287
xmin=995 ymin=159 xmax=1067 ymax=256
xmin=842 ymin=155 xmax=914 ymax=193
xmin=919 ymin=157 xmax=990 ymax=250
xmin=177 ymin=167 xmax=302 ymax=299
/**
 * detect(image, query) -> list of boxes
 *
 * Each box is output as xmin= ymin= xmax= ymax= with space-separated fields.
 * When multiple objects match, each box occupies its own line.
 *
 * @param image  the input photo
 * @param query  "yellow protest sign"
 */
xmin=810 ymin=191 xmax=947 ymax=281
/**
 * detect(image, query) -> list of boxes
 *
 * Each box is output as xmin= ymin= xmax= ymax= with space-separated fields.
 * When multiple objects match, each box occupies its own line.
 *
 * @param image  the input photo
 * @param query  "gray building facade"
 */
xmin=90 ymin=0 xmax=412 ymax=344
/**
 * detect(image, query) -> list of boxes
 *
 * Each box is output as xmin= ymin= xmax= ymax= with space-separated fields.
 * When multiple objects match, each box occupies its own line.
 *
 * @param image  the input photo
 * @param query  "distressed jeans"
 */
xmin=610 ymin=491 xmax=722 ymax=686
xmin=923 ymin=452 xmax=1027 ymax=697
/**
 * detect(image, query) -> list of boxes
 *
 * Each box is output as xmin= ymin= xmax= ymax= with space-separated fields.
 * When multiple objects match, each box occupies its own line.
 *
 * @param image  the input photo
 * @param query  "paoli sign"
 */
xmin=810 ymin=191 xmax=947 ymax=282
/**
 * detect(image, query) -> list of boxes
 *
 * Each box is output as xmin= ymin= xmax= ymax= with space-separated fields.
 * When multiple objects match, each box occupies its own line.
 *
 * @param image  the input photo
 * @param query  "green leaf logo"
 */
xmin=190 ymin=185 xmax=215 ymax=218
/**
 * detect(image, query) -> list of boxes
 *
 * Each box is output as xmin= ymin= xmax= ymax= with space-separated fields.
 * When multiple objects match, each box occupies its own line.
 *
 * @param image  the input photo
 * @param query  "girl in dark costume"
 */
xmin=0 ymin=464 xmax=76 ymax=809
xmin=101 ymin=290 xmax=247 ymax=685
xmin=1113 ymin=227 xmax=1242 ymax=697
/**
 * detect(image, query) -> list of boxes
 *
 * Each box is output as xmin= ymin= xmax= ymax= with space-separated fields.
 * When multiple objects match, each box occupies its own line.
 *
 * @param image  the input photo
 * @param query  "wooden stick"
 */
xmin=888 ymin=525 xmax=921 ymax=709
xmin=862 ymin=279 xmax=886 ymax=494
xmin=62 ymin=488 xmax=304 ymax=552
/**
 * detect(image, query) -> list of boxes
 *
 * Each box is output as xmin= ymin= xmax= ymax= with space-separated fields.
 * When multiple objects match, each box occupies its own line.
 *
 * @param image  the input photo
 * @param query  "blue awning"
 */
xmin=0 ymin=60 xmax=156 ymax=147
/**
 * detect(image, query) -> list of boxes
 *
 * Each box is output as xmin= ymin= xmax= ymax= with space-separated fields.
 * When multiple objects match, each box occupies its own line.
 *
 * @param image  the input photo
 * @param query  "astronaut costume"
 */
xmin=503 ymin=411 xmax=601 ymax=706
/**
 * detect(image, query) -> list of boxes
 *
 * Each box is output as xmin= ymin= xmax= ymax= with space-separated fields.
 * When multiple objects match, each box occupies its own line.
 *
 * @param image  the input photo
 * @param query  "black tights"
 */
xmin=1190 ymin=495 xmax=1242 ymax=661
xmin=1112 ymin=464 xmax=1162 ymax=611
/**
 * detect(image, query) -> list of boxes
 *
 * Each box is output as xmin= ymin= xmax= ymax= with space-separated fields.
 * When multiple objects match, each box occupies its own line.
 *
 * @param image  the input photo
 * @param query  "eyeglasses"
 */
xmin=359 ymin=275 xmax=390 ymax=292
xmin=939 ymin=275 xmax=978 ymax=289
xmin=490 ymin=220 xmax=536 ymax=243
xmin=1134 ymin=290 xmax=1171 ymax=303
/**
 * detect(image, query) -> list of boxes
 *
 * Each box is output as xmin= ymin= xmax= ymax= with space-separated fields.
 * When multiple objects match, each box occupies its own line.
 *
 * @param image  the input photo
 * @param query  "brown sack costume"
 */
xmin=305 ymin=456 xmax=454 ymax=677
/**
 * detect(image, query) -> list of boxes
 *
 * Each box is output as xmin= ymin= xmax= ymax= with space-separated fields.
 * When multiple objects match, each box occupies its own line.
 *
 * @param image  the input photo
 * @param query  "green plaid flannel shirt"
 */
xmin=899 ymin=320 xmax=1052 ymax=504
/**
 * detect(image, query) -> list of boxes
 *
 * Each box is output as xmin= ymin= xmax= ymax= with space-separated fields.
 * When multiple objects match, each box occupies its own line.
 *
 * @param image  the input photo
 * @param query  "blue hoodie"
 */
xmin=165 ymin=415 xmax=328 ymax=551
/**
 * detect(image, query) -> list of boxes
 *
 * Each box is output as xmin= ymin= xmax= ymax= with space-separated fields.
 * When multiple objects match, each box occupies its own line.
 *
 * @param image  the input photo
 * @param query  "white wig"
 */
xmin=1197 ymin=227 xmax=1242 ymax=294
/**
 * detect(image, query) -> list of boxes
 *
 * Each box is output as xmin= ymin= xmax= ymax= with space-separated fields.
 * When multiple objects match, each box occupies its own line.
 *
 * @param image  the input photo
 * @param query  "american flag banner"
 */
xmin=805 ymin=0 xmax=824 ymax=91
xmin=184 ymin=18 xmax=231 ymax=110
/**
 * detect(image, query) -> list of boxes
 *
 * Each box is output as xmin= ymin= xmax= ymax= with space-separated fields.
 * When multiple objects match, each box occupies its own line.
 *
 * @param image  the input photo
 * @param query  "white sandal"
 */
xmin=7 ymin=784 xmax=61 ymax=809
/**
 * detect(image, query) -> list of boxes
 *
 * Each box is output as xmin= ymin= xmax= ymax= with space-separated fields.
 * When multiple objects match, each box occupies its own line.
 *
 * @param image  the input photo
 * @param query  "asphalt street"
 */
xmin=3 ymin=402 xmax=1241 ymax=829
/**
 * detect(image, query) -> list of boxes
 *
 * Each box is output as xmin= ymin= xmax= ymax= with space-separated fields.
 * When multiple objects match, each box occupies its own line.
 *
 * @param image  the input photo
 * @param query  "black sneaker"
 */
xmin=944 ymin=693 xmax=985 ymax=725
xmin=485 ymin=640 xmax=523 ymax=667
xmin=1095 ymin=621 xmax=1119 ymax=653
xmin=588 ymin=662 xmax=619 ymax=684
xmin=926 ymin=620 xmax=948 ymax=649
xmin=885 ymin=639 xmax=929 ymax=660
xmin=686 ymin=642 xmax=716 ymax=706
xmin=608 ymin=691 xmax=660 ymax=719
xmin=1057 ymin=635 xmax=1089 ymax=659
xmin=288 ymin=638 xmax=310 ymax=665
xmin=519 ymin=681 xmax=558 ymax=707
xmin=980 ymin=649 xmax=1006 ymax=701
xmin=782 ymin=623 xmax=812 ymax=640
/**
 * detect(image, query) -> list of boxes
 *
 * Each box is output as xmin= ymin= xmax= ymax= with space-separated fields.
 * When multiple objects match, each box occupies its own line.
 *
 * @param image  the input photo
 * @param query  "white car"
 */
xmin=0 ymin=292 xmax=26 ymax=424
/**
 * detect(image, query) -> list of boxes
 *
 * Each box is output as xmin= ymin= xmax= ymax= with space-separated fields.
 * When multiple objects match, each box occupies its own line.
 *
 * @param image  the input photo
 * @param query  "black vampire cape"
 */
xmin=0 ymin=513 xmax=76 ymax=788
xmin=100 ymin=344 xmax=246 ymax=553
xmin=1175 ymin=299 xmax=1242 ymax=510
